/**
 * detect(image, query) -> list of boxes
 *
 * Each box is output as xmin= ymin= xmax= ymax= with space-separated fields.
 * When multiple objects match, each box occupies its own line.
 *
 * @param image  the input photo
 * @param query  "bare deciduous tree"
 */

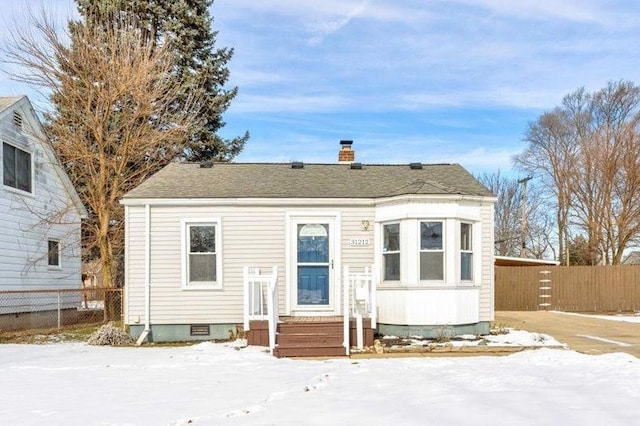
xmin=477 ymin=171 xmax=553 ymax=258
xmin=2 ymin=11 xmax=202 ymax=287
xmin=579 ymin=82 xmax=640 ymax=264
xmin=514 ymin=106 xmax=578 ymax=264
xmin=515 ymin=81 xmax=640 ymax=264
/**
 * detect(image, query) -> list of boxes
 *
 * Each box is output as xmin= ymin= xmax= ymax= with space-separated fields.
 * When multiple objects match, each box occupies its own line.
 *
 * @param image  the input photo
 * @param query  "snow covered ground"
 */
xmin=556 ymin=311 xmax=640 ymax=323
xmin=381 ymin=328 xmax=565 ymax=349
xmin=1 ymin=339 xmax=638 ymax=426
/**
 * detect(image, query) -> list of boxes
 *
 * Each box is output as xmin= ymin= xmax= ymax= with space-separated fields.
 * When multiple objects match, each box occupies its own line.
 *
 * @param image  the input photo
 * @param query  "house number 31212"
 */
xmin=349 ymin=238 xmax=370 ymax=246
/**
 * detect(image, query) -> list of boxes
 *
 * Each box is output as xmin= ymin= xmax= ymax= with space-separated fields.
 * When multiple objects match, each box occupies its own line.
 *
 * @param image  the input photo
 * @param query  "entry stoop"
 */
xmin=247 ymin=317 xmax=374 ymax=357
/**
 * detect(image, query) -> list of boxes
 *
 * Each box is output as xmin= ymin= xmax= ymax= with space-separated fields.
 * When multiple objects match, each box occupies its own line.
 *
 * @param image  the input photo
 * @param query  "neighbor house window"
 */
xmin=460 ymin=223 xmax=473 ymax=281
xmin=184 ymin=222 xmax=221 ymax=288
xmin=382 ymin=223 xmax=400 ymax=281
xmin=420 ymin=221 xmax=444 ymax=280
xmin=48 ymin=240 xmax=60 ymax=267
xmin=3 ymin=142 xmax=32 ymax=193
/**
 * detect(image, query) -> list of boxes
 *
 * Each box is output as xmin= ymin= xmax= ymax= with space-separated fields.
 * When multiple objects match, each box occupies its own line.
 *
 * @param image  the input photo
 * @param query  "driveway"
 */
xmin=495 ymin=311 xmax=640 ymax=358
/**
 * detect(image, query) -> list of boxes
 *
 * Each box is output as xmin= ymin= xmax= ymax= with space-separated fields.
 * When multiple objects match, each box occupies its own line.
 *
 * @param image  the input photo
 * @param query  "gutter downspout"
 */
xmin=136 ymin=204 xmax=151 ymax=345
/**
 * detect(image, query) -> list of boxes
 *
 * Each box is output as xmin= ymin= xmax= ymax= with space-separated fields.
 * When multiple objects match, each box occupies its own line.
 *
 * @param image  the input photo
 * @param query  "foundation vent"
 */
xmin=190 ymin=325 xmax=210 ymax=336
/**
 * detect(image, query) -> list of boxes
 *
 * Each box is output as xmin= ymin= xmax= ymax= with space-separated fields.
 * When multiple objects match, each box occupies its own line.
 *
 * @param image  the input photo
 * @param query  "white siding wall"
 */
xmin=124 ymin=206 xmax=146 ymax=324
xmin=339 ymin=207 xmax=375 ymax=272
xmin=127 ymin=206 xmax=288 ymax=324
xmin=124 ymin=198 xmax=493 ymax=327
xmin=0 ymin=103 xmax=82 ymax=296
xmin=478 ymin=200 xmax=495 ymax=321
xmin=125 ymin=204 xmax=376 ymax=325
xmin=377 ymin=288 xmax=479 ymax=324
xmin=338 ymin=207 xmax=375 ymax=316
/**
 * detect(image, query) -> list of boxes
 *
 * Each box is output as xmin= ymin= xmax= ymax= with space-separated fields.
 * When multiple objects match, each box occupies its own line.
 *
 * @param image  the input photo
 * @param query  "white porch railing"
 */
xmin=243 ymin=266 xmax=279 ymax=355
xmin=343 ymin=265 xmax=377 ymax=355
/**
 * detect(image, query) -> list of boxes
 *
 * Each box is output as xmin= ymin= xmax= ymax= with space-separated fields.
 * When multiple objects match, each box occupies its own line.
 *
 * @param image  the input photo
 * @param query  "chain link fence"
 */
xmin=0 ymin=288 xmax=123 ymax=332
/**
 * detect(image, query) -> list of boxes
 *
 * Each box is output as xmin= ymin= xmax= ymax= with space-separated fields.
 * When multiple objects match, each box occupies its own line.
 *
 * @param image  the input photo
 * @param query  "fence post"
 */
xmin=57 ymin=292 xmax=62 ymax=329
xmin=103 ymin=289 xmax=108 ymax=323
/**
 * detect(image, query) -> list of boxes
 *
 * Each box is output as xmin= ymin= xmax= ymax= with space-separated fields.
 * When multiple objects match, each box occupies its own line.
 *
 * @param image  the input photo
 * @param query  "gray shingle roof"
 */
xmin=123 ymin=162 xmax=494 ymax=200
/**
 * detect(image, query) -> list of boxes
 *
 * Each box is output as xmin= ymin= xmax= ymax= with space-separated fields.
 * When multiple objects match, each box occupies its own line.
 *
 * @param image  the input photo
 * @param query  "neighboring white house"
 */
xmin=122 ymin=141 xmax=496 ymax=344
xmin=0 ymin=96 xmax=87 ymax=313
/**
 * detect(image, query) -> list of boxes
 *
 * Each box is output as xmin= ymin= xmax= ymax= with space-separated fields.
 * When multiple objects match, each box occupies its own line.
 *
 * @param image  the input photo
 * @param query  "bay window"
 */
xmin=460 ymin=223 xmax=473 ymax=280
xmin=380 ymin=218 xmax=477 ymax=286
xmin=382 ymin=223 xmax=400 ymax=281
xmin=420 ymin=221 xmax=444 ymax=280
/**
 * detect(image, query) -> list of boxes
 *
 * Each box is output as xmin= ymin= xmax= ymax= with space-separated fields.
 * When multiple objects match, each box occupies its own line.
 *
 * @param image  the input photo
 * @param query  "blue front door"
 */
xmin=297 ymin=223 xmax=330 ymax=305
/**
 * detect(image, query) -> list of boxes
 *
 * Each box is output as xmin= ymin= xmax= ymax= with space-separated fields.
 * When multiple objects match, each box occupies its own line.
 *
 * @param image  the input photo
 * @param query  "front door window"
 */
xmin=297 ymin=223 xmax=330 ymax=305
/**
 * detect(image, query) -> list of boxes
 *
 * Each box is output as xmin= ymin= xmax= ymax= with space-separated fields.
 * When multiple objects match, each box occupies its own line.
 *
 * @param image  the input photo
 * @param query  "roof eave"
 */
xmin=120 ymin=193 xmax=496 ymax=207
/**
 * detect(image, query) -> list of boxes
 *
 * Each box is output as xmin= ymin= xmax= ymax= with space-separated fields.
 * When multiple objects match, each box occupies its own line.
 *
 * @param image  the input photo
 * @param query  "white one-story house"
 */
xmin=122 ymin=141 xmax=496 ymax=352
xmin=0 ymin=96 xmax=87 ymax=314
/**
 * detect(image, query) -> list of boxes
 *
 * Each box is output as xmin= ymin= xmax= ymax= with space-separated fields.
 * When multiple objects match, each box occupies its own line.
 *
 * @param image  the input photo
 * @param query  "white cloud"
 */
xmin=306 ymin=0 xmax=372 ymax=45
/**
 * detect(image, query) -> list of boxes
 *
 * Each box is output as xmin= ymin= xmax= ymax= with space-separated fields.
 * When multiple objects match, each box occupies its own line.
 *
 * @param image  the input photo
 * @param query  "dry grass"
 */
xmin=0 ymin=323 xmax=107 ymax=344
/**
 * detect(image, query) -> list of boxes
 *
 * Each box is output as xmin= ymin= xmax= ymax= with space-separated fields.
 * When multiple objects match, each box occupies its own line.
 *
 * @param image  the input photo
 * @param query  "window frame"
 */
xmin=381 ymin=222 xmax=401 ymax=282
xmin=419 ymin=220 xmax=445 ymax=282
xmin=47 ymin=239 xmax=61 ymax=268
xmin=181 ymin=219 xmax=223 ymax=290
xmin=460 ymin=222 xmax=474 ymax=281
xmin=2 ymin=141 xmax=33 ymax=194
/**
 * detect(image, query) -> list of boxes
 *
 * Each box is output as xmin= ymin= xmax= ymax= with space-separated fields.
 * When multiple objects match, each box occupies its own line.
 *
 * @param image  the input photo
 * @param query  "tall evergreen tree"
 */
xmin=76 ymin=0 xmax=248 ymax=162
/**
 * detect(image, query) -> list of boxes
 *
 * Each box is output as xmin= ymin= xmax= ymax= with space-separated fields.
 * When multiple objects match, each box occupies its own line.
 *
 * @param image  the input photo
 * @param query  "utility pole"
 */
xmin=518 ymin=176 xmax=533 ymax=257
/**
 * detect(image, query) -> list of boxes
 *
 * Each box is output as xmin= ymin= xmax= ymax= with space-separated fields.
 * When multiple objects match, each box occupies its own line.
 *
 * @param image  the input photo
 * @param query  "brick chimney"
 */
xmin=338 ymin=140 xmax=355 ymax=164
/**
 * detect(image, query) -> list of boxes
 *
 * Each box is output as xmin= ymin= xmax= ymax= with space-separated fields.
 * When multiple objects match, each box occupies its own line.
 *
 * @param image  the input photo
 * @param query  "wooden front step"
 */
xmin=275 ymin=320 xmax=346 ymax=358
xmin=278 ymin=322 xmax=343 ymax=334
xmin=248 ymin=317 xmax=375 ymax=357
xmin=277 ymin=333 xmax=342 ymax=346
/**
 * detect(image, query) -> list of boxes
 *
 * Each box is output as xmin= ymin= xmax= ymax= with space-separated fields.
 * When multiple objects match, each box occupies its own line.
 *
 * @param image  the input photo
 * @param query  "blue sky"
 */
xmin=2 ymin=0 xmax=640 ymax=174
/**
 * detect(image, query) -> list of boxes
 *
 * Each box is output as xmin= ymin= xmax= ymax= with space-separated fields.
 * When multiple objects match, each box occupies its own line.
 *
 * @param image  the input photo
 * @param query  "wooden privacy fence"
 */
xmin=495 ymin=265 xmax=640 ymax=312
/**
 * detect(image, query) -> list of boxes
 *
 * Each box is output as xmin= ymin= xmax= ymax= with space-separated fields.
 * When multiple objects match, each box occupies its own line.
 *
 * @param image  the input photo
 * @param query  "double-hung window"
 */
xmin=420 ymin=221 xmax=444 ymax=280
xmin=184 ymin=222 xmax=220 ymax=288
xmin=460 ymin=223 xmax=473 ymax=281
xmin=3 ymin=142 xmax=32 ymax=193
xmin=382 ymin=223 xmax=400 ymax=281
